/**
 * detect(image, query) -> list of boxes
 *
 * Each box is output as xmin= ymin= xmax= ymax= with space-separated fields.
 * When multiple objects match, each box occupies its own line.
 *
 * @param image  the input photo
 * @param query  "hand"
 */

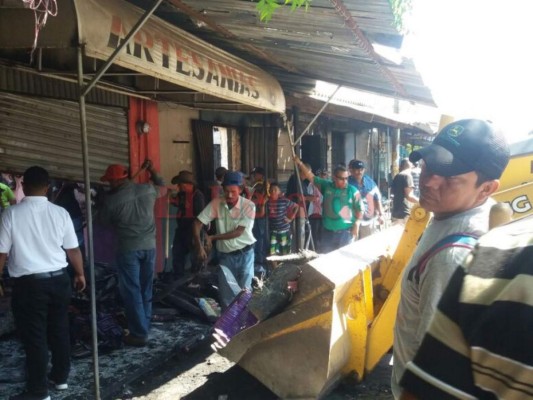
xmin=74 ymin=274 xmax=86 ymax=292
xmin=197 ymin=247 xmax=208 ymax=262
xmin=141 ymin=159 xmax=153 ymax=170
xmin=377 ymin=215 xmax=385 ymax=225
xmin=351 ymin=225 xmax=359 ymax=241
xmin=293 ymin=155 xmax=301 ymax=165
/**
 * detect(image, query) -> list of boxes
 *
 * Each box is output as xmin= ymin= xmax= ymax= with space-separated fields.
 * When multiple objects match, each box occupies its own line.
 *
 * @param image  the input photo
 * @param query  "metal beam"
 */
xmin=82 ymin=0 xmax=164 ymax=97
xmin=294 ymin=85 xmax=341 ymax=146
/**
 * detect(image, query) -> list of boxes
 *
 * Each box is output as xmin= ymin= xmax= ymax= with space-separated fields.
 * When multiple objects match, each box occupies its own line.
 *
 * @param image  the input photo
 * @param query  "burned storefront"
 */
xmin=0 ymin=0 xmax=286 ymax=398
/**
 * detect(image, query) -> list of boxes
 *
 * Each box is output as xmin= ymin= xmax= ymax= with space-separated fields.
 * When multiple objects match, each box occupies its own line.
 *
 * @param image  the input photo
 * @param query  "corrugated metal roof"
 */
xmin=126 ymin=0 xmax=435 ymax=106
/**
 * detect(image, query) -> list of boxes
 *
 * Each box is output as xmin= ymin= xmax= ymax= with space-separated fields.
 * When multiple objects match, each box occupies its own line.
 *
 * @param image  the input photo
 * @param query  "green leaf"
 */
xmin=256 ymin=0 xmax=312 ymax=23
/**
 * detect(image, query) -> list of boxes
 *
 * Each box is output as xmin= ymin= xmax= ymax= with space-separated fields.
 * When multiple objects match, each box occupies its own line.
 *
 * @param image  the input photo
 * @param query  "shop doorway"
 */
xmin=213 ymin=126 xmax=229 ymax=169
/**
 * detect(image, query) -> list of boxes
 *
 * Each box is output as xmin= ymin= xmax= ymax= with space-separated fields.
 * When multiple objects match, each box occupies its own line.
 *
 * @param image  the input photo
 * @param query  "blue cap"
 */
xmin=222 ymin=171 xmax=243 ymax=186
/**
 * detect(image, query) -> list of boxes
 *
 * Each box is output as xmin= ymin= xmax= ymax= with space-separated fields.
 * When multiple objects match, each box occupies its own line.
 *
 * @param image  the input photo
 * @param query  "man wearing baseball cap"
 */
xmin=348 ymin=159 xmax=385 ymax=238
xmin=391 ymin=119 xmax=510 ymax=398
xmin=193 ymin=171 xmax=256 ymax=306
xmin=294 ymin=156 xmax=364 ymax=253
xmin=98 ymin=160 xmax=164 ymax=347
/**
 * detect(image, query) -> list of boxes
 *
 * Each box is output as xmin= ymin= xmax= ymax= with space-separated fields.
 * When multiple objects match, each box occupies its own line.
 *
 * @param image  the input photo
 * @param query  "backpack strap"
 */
xmin=407 ymin=233 xmax=479 ymax=284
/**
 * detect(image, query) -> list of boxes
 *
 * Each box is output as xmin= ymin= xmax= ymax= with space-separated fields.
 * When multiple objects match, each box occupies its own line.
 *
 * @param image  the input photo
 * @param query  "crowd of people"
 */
xmin=2 ymin=118 xmax=530 ymax=400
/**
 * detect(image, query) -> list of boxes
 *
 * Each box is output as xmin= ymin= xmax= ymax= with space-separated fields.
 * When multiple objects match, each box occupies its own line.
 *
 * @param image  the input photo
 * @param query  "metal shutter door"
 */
xmin=0 ymin=92 xmax=129 ymax=182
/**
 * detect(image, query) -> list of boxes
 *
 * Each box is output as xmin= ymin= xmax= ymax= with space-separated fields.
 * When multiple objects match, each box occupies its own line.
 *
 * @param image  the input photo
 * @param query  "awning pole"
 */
xmin=77 ymin=45 xmax=101 ymax=400
xmin=76 ymin=3 xmax=163 ymax=395
xmin=81 ymin=0 xmax=164 ymax=97
xmin=286 ymin=118 xmax=315 ymax=251
xmin=293 ymin=85 xmax=341 ymax=147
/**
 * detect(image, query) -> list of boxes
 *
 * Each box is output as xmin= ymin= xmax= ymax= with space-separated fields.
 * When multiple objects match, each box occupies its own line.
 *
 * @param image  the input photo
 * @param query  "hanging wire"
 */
xmin=22 ymin=0 xmax=58 ymax=63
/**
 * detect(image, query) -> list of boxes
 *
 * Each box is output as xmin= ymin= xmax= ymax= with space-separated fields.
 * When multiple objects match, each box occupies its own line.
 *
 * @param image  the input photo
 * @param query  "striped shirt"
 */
xmin=268 ymin=197 xmax=297 ymax=232
xmin=401 ymin=215 xmax=533 ymax=399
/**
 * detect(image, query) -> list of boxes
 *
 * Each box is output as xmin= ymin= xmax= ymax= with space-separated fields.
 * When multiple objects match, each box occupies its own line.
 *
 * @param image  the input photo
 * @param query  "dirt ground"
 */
xmin=125 ymin=343 xmax=394 ymax=400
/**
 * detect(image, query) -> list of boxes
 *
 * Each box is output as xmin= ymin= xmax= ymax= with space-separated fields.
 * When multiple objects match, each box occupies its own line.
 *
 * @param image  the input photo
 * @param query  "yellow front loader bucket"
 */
xmin=219 ymin=207 xmax=430 ymax=399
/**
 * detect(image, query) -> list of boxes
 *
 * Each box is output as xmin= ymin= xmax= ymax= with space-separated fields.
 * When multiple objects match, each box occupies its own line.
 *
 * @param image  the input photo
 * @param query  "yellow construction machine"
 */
xmin=218 ymin=137 xmax=533 ymax=399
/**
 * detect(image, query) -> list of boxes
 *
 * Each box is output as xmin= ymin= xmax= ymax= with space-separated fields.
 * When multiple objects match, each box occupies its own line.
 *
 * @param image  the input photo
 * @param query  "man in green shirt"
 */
xmin=295 ymin=157 xmax=363 ymax=253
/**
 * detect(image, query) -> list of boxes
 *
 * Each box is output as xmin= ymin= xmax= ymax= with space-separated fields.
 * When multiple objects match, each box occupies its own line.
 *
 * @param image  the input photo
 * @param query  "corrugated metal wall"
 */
xmin=0 ymin=92 xmax=129 ymax=182
xmin=0 ymin=65 xmax=129 ymax=108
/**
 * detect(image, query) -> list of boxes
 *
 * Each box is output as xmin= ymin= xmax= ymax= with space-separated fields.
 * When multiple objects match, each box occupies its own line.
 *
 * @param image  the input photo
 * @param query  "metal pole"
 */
xmin=286 ymin=119 xmax=315 ymax=251
xmin=82 ymin=0 xmax=164 ymax=97
xmin=77 ymin=46 xmax=101 ymax=400
xmin=293 ymin=85 xmax=341 ymax=146
xmin=75 ymin=3 xmax=163 ymax=398
xmin=263 ymin=115 xmax=270 ymax=270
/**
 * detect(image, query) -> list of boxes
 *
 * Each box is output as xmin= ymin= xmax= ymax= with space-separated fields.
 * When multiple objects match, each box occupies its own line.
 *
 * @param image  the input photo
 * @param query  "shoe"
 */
xmin=9 ymin=391 xmax=50 ymax=400
xmin=49 ymin=379 xmax=68 ymax=390
xmin=48 ymin=374 xmax=68 ymax=390
xmin=122 ymin=333 xmax=147 ymax=347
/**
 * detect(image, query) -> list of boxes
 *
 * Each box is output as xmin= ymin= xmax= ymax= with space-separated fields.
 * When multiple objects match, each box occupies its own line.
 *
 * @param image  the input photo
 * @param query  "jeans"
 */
xmin=321 ymin=229 xmax=353 ymax=253
xmin=218 ymin=246 xmax=255 ymax=291
xmin=116 ymin=249 xmax=155 ymax=339
xmin=11 ymin=270 xmax=71 ymax=396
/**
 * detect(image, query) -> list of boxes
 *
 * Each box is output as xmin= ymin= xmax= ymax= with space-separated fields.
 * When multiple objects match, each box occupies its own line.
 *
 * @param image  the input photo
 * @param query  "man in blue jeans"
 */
xmin=99 ymin=160 xmax=164 ymax=346
xmin=193 ymin=171 xmax=256 ymax=306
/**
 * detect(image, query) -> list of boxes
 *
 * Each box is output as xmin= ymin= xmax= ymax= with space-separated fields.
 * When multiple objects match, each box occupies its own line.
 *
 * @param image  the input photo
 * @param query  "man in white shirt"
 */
xmin=0 ymin=166 xmax=85 ymax=400
xmin=193 ymin=171 xmax=256 ymax=298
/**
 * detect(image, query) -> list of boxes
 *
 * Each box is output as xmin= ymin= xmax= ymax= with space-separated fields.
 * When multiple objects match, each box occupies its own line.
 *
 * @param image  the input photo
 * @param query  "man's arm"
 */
xmin=209 ymin=226 xmax=246 ymax=242
xmin=404 ymin=186 xmax=418 ymax=204
xmin=351 ymin=191 xmax=364 ymax=239
xmin=404 ymin=174 xmax=418 ymax=203
xmin=285 ymin=202 xmax=299 ymax=223
xmin=370 ymin=184 xmax=385 ymax=222
xmin=65 ymin=248 xmax=86 ymax=291
xmin=142 ymin=159 xmax=165 ymax=187
xmin=193 ymin=218 xmax=208 ymax=261
xmin=293 ymin=156 xmax=315 ymax=183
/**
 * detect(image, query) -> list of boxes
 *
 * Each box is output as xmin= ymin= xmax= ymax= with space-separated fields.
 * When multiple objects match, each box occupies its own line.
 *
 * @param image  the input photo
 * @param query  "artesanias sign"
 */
xmin=74 ymin=0 xmax=285 ymax=113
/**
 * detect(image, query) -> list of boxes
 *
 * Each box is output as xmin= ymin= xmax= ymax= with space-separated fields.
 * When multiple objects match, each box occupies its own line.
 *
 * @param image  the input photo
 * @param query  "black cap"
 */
xmin=409 ymin=119 xmax=510 ymax=179
xmin=349 ymin=159 xmax=365 ymax=169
